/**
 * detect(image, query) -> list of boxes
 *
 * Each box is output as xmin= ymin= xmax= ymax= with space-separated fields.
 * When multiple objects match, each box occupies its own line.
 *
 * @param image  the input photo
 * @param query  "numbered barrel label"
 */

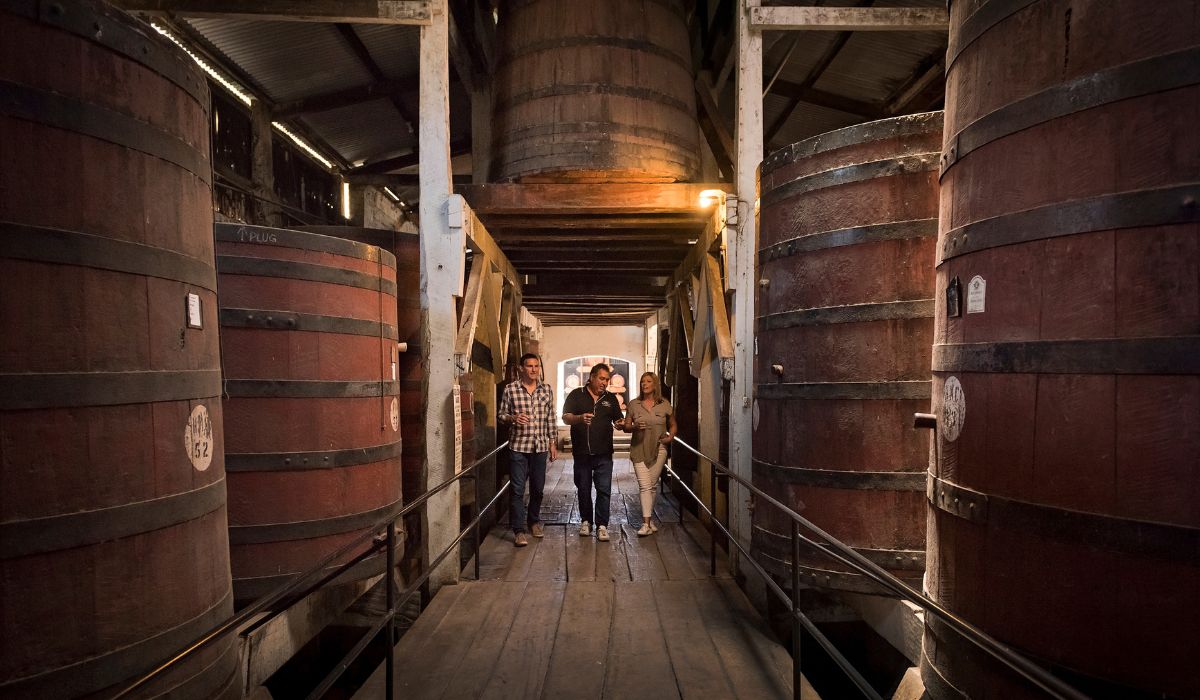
xmin=942 ymin=376 xmax=966 ymax=443
xmin=390 ymin=397 xmax=400 ymax=432
xmin=185 ymin=404 xmax=214 ymax=471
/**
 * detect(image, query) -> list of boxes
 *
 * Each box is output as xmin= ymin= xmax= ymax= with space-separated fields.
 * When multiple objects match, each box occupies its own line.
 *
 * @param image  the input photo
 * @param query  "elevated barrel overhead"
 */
xmin=754 ymin=112 xmax=943 ymax=595
xmin=0 ymin=2 xmax=238 ymax=697
xmin=492 ymin=0 xmax=700 ymax=183
xmin=215 ymin=223 xmax=403 ymax=602
xmin=925 ymin=2 xmax=1199 ymax=698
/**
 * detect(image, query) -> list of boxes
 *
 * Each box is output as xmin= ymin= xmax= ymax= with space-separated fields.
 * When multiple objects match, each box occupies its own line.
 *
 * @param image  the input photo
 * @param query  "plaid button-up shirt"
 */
xmin=498 ymin=380 xmax=556 ymax=454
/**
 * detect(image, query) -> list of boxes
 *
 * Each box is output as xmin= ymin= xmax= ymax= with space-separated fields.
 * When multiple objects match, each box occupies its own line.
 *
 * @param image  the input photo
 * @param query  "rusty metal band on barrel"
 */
xmin=220 ymin=307 xmax=399 ymax=340
xmin=214 ymin=223 xmax=398 ymax=268
xmin=760 ymin=152 xmax=940 ymax=208
xmin=757 ymin=381 xmax=931 ymax=401
xmin=761 ymin=112 xmax=943 ymax=176
xmin=499 ymin=35 xmax=691 ymax=73
xmin=0 ymin=79 xmax=211 ymax=185
xmin=233 ymin=551 xmax=393 ymax=602
xmin=933 ymin=337 xmax=1200 ymax=375
xmin=927 ymin=475 xmax=1200 ymax=562
xmin=753 ymin=525 xmax=926 ymax=571
xmin=758 ymin=299 xmax=934 ymax=332
xmin=0 ymin=591 xmax=236 ymax=699
xmin=493 ymin=120 xmax=700 ymax=152
xmin=227 ymin=497 xmax=406 ymax=544
xmin=938 ymin=184 xmax=1200 ymax=263
xmin=944 ymin=0 xmax=1040 ymax=71
xmin=215 ymin=256 xmax=398 ymax=296
xmin=752 ymin=458 xmax=926 ymax=492
xmin=0 ymin=478 xmax=227 ymax=559
xmin=940 ymin=47 xmax=1200 ymax=178
xmin=226 ymin=440 xmax=403 ymax=472
xmin=495 ymin=82 xmax=695 ymax=116
xmin=7 ymin=0 xmax=209 ymax=105
xmin=0 ymin=221 xmax=218 ymax=290
xmin=759 ymin=218 xmax=938 ymax=263
xmin=0 ymin=369 xmax=222 ymax=410
xmin=223 ymin=379 xmax=401 ymax=398
xmin=752 ymin=540 xmax=923 ymax=594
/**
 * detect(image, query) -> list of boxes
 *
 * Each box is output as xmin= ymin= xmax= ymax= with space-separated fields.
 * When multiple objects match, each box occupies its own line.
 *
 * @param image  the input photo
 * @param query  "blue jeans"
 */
xmin=509 ymin=451 xmax=547 ymax=534
xmin=573 ymin=453 xmax=613 ymax=527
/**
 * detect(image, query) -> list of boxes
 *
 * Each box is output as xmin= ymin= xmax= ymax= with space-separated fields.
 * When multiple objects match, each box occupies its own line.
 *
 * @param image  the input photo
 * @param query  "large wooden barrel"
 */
xmin=492 ymin=0 xmax=700 ymax=183
xmin=291 ymin=226 xmax=424 ymax=505
xmin=925 ymin=2 xmax=1199 ymax=698
xmin=215 ymin=223 xmax=403 ymax=602
xmin=754 ymin=112 xmax=943 ymax=596
xmin=0 ymin=3 xmax=239 ymax=697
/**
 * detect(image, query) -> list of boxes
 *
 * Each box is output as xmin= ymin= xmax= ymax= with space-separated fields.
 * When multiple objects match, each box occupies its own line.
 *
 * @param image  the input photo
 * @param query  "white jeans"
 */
xmin=632 ymin=447 xmax=668 ymax=519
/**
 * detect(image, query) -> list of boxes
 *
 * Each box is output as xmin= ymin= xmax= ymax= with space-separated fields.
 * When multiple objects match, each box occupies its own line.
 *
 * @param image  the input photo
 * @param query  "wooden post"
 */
xmin=471 ymin=87 xmax=493 ymax=183
xmin=419 ymin=0 xmax=464 ymax=591
xmin=249 ymin=98 xmax=281 ymax=226
xmin=731 ymin=0 xmax=762 ymax=591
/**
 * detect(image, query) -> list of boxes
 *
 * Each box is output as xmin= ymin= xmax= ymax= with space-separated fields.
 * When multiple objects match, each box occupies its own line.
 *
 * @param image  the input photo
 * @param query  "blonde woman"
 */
xmin=622 ymin=372 xmax=676 ymax=536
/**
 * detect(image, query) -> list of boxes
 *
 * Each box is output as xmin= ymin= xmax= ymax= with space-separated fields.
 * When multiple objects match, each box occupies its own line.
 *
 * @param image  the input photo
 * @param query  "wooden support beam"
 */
xmin=272 ymin=79 xmax=416 ymax=119
xmin=418 ymin=0 xmax=459 ymax=590
xmin=750 ymin=6 xmax=949 ymax=32
xmin=703 ymin=254 xmax=735 ymax=380
xmin=764 ymin=0 xmax=871 ymax=147
xmin=459 ymin=183 xmax=729 ymax=215
xmin=882 ymin=51 xmax=947 ymax=116
xmin=769 ymin=78 xmax=880 ymax=119
xmin=333 ymin=23 xmax=418 ymax=134
xmin=670 ymin=200 xmax=727 ymax=288
xmin=730 ymin=0 xmax=762 ymax=594
xmin=349 ymin=137 xmax=471 ymax=175
xmin=454 ymin=259 xmax=486 ymax=366
xmin=694 ymin=75 xmax=736 ymax=177
xmin=116 ymin=0 xmax=433 ymax=24
xmin=449 ymin=196 xmax=520 ymax=287
xmin=343 ymin=172 xmax=472 ymax=186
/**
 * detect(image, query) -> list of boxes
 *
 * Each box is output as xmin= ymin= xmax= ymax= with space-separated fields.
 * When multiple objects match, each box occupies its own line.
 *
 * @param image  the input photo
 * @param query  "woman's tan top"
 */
xmin=626 ymin=397 xmax=672 ymax=465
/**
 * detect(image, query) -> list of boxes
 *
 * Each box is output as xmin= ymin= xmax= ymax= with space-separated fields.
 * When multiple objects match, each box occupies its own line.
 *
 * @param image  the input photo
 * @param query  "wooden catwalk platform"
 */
xmin=353 ymin=457 xmax=813 ymax=699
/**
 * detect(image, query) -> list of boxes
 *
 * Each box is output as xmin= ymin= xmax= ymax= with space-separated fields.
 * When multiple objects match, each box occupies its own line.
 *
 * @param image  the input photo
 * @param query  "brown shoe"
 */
xmin=531 ymin=522 xmax=545 ymax=538
xmin=514 ymin=532 xmax=529 ymax=547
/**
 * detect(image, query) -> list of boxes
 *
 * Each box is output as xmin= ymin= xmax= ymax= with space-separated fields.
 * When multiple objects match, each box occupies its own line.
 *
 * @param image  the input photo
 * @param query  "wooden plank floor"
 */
xmin=354 ymin=457 xmax=817 ymax=700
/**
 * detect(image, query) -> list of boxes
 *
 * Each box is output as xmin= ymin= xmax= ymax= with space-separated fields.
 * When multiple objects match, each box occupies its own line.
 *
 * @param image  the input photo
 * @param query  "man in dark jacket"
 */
xmin=561 ymin=363 xmax=624 ymax=542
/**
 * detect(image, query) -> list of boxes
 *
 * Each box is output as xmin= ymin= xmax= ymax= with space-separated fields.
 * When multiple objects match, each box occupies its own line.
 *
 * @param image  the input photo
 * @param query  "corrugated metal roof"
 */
xmin=351 ymin=24 xmax=421 ymax=80
xmin=184 ymin=18 xmax=374 ymax=102
xmin=298 ymin=99 xmax=415 ymax=165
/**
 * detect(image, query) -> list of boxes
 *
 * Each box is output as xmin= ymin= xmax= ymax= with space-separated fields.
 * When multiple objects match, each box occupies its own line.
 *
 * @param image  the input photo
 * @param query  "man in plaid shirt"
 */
xmin=497 ymin=353 xmax=558 ymax=547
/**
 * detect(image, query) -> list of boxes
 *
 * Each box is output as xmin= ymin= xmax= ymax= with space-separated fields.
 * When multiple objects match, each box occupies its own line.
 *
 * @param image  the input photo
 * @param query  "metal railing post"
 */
xmin=709 ymin=464 xmax=717 ymax=576
xmin=385 ymin=521 xmax=396 ymax=700
xmin=473 ymin=472 xmax=481 ymax=581
xmin=791 ymin=520 xmax=802 ymax=700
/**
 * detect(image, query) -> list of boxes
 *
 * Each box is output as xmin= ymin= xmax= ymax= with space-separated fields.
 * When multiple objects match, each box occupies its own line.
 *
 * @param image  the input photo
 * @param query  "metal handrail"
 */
xmin=668 ymin=436 xmax=1088 ymax=700
xmin=111 ymin=441 xmax=511 ymax=700
xmin=662 ymin=463 xmax=883 ymax=700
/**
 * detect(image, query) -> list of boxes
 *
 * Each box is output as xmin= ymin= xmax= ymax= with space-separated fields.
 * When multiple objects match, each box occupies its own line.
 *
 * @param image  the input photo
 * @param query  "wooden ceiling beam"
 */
xmin=460 ymin=183 xmax=729 ymax=215
xmin=115 ymin=0 xmax=433 ymax=24
xmin=347 ymin=137 xmax=470 ymax=175
xmin=272 ymin=78 xmax=417 ymax=119
xmin=751 ymin=6 xmax=948 ymax=32
xmin=882 ymin=49 xmax=947 ymax=116
xmin=768 ymin=78 xmax=881 ymax=119
xmin=333 ymin=23 xmax=418 ymax=135
xmin=764 ymin=0 xmax=872 ymax=147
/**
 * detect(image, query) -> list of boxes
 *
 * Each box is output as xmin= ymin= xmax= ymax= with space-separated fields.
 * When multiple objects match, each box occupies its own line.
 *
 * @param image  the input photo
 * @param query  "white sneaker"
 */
xmin=637 ymin=524 xmax=652 ymax=537
xmin=597 ymin=525 xmax=610 ymax=541
xmin=578 ymin=521 xmax=590 ymax=537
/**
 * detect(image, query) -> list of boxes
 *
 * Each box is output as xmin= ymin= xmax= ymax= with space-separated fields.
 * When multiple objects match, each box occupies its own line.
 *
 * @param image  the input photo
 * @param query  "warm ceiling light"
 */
xmin=698 ymin=189 xmax=724 ymax=208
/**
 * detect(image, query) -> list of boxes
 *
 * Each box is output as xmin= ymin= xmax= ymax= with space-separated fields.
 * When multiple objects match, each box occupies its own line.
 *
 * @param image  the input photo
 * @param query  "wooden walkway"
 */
xmin=354 ymin=458 xmax=813 ymax=699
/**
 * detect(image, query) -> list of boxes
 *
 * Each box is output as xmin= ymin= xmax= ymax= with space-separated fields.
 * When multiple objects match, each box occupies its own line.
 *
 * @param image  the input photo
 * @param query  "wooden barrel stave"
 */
xmin=928 ymin=1 xmax=1200 ymax=696
xmin=755 ymin=112 xmax=942 ymax=595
